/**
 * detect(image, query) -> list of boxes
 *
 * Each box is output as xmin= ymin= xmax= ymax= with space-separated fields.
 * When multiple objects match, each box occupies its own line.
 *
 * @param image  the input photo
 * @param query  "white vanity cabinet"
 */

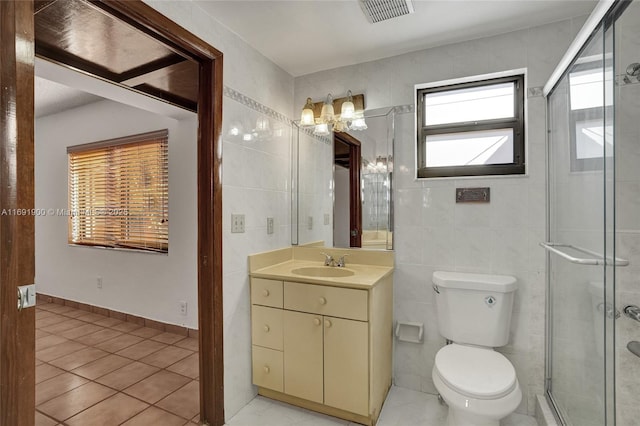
xmin=250 ymin=275 xmax=392 ymax=426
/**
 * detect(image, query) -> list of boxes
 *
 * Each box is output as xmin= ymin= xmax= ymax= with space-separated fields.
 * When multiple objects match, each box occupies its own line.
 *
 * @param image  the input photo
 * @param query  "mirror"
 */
xmin=292 ymin=107 xmax=394 ymax=250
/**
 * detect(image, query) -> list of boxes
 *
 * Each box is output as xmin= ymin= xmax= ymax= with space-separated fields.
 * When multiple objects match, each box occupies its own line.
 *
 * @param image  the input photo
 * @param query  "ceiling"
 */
xmin=196 ymin=0 xmax=598 ymax=76
xmin=35 ymin=76 xmax=102 ymax=118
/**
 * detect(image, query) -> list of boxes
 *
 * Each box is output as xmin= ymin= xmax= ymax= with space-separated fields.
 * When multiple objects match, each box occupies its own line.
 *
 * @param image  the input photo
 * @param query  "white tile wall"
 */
xmin=294 ymin=18 xmax=588 ymax=415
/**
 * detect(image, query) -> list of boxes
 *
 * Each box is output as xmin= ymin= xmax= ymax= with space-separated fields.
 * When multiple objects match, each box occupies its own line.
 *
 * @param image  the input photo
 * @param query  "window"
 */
xmin=416 ymin=74 xmax=525 ymax=178
xmin=568 ymin=62 xmax=613 ymax=171
xmin=68 ymin=130 xmax=169 ymax=253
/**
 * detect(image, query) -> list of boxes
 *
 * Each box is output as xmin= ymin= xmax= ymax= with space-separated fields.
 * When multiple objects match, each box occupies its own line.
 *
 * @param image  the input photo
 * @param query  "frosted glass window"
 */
xmin=424 ymin=82 xmax=515 ymax=125
xmin=416 ymin=74 xmax=525 ymax=178
xmin=425 ymin=129 xmax=514 ymax=167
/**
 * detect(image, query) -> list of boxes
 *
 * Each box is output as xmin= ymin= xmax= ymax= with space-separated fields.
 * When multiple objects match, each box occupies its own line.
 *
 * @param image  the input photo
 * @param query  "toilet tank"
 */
xmin=432 ymin=271 xmax=517 ymax=347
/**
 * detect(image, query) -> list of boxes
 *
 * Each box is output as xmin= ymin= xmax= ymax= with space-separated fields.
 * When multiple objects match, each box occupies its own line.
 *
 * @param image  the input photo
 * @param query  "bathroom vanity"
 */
xmin=248 ymin=247 xmax=394 ymax=426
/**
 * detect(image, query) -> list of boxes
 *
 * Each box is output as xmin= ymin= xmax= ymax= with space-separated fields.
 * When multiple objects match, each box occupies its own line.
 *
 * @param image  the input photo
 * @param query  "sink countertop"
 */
xmin=250 ymin=260 xmax=393 ymax=289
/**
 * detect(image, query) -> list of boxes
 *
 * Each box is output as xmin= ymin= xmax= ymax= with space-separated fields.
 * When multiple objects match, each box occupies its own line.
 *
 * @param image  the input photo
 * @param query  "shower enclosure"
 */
xmin=544 ymin=1 xmax=640 ymax=424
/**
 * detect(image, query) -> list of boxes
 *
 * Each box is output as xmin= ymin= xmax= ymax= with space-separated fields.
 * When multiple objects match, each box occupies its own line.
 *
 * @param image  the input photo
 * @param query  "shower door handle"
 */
xmin=624 ymin=305 xmax=640 ymax=323
xmin=540 ymin=242 xmax=629 ymax=266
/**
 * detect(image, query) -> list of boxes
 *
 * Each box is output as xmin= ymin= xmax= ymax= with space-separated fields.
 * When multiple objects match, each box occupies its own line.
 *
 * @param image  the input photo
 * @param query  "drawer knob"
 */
xmin=263 ymin=325 xmax=270 ymax=332
xmin=262 ymin=289 xmax=270 ymax=297
xmin=325 ymin=319 xmax=332 ymax=328
xmin=264 ymin=366 xmax=270 ymax=374
xmin=313 ymin=318 xmax=321 ymax=326
xmin=318 ymin=297 xmax=327 ymax=305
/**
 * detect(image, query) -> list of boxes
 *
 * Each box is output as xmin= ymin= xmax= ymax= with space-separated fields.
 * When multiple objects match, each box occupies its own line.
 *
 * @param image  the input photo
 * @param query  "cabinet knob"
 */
xmin=313 ymin=318 xmax=321 ymax=326
xmin=264 ymin=366 xmax=270 ymax=374
xmin=262 ymin=289 xmax=270 ymax=297
xmin=325 ymin=319 xmax=332 ymax=328
xmin=263 ymin=324 xmax=270 ymax=332
xmin=318 ymin=297 xmax=327 ymax=305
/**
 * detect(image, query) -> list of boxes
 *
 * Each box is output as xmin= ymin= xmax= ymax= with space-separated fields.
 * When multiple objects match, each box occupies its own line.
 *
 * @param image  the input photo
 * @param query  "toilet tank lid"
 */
xmin=433 ymin=271 xmax=517 ymax=292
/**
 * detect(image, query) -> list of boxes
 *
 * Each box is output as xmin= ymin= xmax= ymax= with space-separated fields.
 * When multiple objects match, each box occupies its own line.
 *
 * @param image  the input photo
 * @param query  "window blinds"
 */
xmin=67 ymin=129 xmax=169 ymax=253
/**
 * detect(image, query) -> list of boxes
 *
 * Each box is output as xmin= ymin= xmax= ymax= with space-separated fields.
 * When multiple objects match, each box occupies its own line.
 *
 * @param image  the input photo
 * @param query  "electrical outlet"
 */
xmin=267 ymin=217 xmax=274 ymax=234
xmin=231 ymin=214 xmax=245 ymax=233
xmin=179 ymin=301 xmax=188 ymax=316
xmin=307 ymin=216 xmax=313 ymax=230
xmin=97 ymin=276 xmax=103 ymax=289
xmin=324 ymin=214 xmax=330 ymax=225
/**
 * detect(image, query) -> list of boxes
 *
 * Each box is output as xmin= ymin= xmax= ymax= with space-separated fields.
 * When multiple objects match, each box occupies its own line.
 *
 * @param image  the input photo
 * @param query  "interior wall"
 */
xmin=35 ymin=100 xmax=198 ymax=328
xmin=334 ymin=166 xmax=350 ymax=248
xmin=294 ymin=17 xmax=587 ymax=415
xmin=142 ymin=1 xmax=297 ymax=419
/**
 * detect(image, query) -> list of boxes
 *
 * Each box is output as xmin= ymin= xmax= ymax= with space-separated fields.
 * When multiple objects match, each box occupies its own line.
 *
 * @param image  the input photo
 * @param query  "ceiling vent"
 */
xmin=359 ymin=0 xmax=415 ymax=24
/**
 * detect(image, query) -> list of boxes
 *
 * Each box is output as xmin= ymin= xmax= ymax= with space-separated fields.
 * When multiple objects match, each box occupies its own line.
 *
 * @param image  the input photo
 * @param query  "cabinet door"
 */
xmin=324 ymin=316 xmax=369 ymax=416
xmin=283 ymin=310 xmax=323 ymax=403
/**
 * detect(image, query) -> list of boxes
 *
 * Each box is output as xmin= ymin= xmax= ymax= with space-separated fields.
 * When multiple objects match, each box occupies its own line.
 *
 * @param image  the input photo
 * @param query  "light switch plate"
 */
xmin=231 ymin=214 xmax=245 ymax=233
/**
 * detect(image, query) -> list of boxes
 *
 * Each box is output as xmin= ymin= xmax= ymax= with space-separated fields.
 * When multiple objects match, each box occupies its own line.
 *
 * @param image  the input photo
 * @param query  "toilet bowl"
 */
xmin=431 ymin=271 xmax=521 ymax=426
xmin=432 ymin=343 xmax=521 ymax=426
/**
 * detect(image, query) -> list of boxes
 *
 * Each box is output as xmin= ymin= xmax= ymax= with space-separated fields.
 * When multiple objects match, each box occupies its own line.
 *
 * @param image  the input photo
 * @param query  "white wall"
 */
xmin=141 ymin=1 xmax=297 ymax=419
xmin=35 ymin=100 xmax=198 ymax=328
xmin=294 ymin=17 xmax=588 ymax=415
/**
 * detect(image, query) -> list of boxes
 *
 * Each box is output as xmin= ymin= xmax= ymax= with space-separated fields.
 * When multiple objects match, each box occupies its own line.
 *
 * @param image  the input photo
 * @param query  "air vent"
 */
xmin=359 ymin=0 xmax=415 ymax=24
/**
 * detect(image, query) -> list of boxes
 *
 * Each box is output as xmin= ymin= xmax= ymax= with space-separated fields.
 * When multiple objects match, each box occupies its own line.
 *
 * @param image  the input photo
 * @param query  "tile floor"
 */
xmin=35 ymin=301 xmax=200 ymax=425
xmin=226 ymin=387 xmax=539 ymax=426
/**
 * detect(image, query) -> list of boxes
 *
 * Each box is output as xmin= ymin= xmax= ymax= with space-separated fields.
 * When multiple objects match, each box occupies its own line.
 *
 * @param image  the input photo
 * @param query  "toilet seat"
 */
xmin=434 ymin=344 xmax=516 ymax=400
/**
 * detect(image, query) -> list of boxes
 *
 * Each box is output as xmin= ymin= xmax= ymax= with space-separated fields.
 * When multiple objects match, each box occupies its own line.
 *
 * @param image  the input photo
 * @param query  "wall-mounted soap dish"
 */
xmin=395 ymin=321 xmax=424 ymax=343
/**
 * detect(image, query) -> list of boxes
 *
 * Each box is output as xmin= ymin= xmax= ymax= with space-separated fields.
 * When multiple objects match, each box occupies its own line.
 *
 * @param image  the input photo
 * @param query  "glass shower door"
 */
xmin=546 ymin=22 xmax=616 ymax=426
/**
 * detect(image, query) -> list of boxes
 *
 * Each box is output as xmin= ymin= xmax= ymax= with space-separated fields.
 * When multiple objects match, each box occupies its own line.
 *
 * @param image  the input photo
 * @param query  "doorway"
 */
xmin=334 ymin=133 xmax=362 ymax=248
xmin=0 ymin=1 xmax=223 ymax=425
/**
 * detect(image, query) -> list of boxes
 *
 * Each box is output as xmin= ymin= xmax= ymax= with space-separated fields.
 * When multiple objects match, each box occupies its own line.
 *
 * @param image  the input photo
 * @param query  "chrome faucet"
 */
xmin=336 ymin=254 xmax=349 ymax=267
xmin=321 ymin=252 xmax=336 ymax=267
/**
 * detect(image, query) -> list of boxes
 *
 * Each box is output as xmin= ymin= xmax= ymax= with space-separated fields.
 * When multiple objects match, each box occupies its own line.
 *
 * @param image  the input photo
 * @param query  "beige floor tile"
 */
xmin=111 ymin=321 xmax=143 ymax=333
xmin=166 ymin=353 xmax=199 ymax=379
xmin=35 ymin=315 xmax=67 ymax=329
xmin=95 ymin=361 xmax=159 ymax=390
xmin=94 ymin=333 xmax=143 ymax=353
xmin=140 ymin=345 xmax=193 ymax=368
xmin=38 ymin=382 xmax=115 ymax=422
xmin=116 ymin=339 xmax=166 ymax=360
xmin=62 ymin=309 xmax=92 ymax=319
xmin=35 ymin=410 xmax=58 ymax=426
xmin=36 ymin=363 xmax=65 ymax=384
xmin=76 ymin=312 xmax=109 ymax=323
xmin=60 ymin=323 xmax=104 ymax=340
xmin=36 ymin=341 xmax=87 ymax=362
xmin=49 ymin=347 xmax=109 ymax=371
xmin=36 ymin=310 xmax=57 ymax=320
xmin=65 ymin=392 xmax=148 ymax=426
xmin=151 ymin=332 xmax=187 ymax=345
xmin=123 ymin=370 xmax=190 ymax=404
xmin=174 ymin=337 xmax=199 ymax=352
xmin=156 ymin=380 xmax=200 ymax=420
xmin=75 ymin=328 xmax=123 ymax=346
xmin=36 ymin=335 xmax=70 ymax=351
xmin=36 ymin=358 xmax=44 ymax=366
xmin=71 ymin=354 xmax=133 ymax=380
xmin=93 ymin=317 xmax=124 ymax=328
xmin=36 ymin=372 xmax=88 ymax=406
xmin=130 ymin=327 xmax=164 ymax=339
xmin=121 ymin=406 xmax=188 ymax=426
xmin=36 ymin=329 xmax=51 ymax=339
xmin=41 ymin=304 xmax=76 ymax=315
xmin=40 ymin=319 xmax=85 ymax=334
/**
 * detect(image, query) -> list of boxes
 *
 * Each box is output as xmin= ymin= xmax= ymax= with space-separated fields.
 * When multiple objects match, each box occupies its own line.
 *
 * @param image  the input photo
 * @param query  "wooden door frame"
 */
xmin=334 ymin=133 xmax=362 ymax=248
xmin=1 ymin=1 xmax=224 ymax=425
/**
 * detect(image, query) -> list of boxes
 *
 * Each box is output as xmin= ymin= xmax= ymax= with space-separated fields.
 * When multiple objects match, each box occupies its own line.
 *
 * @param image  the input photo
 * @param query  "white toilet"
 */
xmin=431 ymin=271 xmax=522 ymax=426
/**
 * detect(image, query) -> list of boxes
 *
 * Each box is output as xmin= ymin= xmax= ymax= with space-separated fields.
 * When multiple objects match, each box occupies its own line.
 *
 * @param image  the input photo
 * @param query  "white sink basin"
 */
xmin=291 ymin=266 xmax=355 ymax=278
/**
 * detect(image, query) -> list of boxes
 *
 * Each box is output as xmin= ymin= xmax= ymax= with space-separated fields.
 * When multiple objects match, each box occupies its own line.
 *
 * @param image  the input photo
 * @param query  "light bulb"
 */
xmin=340 ymin=90 xmax=355 ymax=120
xmin=320 ymin=94 xmax=334 ymax=123
xmin=313 ymin=123 xmax=330 ymax=136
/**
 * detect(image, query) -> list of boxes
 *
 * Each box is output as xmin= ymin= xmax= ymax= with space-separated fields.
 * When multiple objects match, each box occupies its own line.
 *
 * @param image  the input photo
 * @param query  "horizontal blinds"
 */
xmin=68 ymin=130 xmax=169 ymax=253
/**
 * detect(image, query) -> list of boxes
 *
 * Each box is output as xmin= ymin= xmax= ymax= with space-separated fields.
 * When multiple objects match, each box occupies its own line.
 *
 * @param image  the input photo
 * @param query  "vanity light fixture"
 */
xmin=299 ymin=90 xmax=367 ymax=134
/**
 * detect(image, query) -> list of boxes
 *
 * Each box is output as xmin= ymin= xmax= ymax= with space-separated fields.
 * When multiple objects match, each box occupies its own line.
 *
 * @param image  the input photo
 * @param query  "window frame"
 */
xmin=67 ymin=129 xmax=169 ymax=254
xmin=416 ymin=74 xmax=526 ymax=178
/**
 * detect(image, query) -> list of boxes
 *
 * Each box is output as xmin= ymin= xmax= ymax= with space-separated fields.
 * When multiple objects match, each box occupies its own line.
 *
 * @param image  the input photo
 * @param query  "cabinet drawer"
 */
xmin=251 ymin=305 xmax=283 ymax=351
xmin=284 ymin=282 xmax=368 ymax=321
xmin=251 ymin=278 xmax=283 ymax=308
xmin=252 ymin=346 xmax=283 ymax=392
